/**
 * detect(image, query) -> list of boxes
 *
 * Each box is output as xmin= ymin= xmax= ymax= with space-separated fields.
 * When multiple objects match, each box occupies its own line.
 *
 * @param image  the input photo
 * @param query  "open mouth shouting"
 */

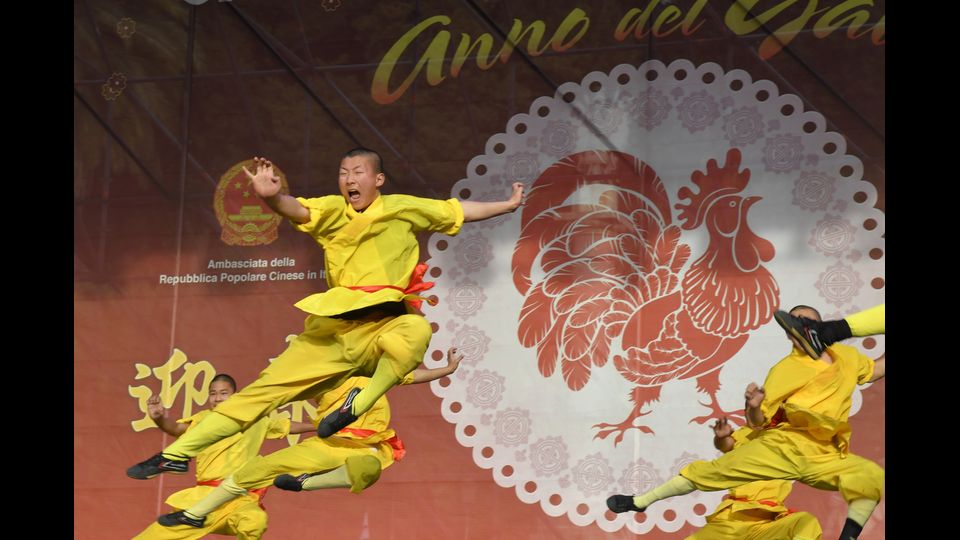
xmin=339 ymin=154 xmax=384 ymax=211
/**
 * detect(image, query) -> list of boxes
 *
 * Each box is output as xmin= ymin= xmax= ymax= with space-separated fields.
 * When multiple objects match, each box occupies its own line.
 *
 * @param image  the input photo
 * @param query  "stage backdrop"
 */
xmin=75 ymin=1 xmax=885 ymax=538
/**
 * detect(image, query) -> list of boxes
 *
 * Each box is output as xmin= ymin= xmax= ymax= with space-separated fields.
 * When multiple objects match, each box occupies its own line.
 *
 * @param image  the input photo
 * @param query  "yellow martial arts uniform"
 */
xmin=846 ymin=304 xmax=884 ymax=336
xmin=232 ymin=376 xmax=405 ymax=491
xmin=164 ymin=194 xmax=462 ymax=457
xmin=687 ymin=481 xmax=822 ymax=540
xmin=680 ymin=344 xmax=884 ymax=505
xmin=686 ymin=430 xmax=822 ymax=540
xmin=134 ymin=411 xmax=290 ymax=540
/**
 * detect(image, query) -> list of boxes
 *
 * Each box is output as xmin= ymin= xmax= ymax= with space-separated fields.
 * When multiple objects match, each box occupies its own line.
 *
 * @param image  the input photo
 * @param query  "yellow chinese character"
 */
xmin=128 ymin=349 xmax=216 ymax=432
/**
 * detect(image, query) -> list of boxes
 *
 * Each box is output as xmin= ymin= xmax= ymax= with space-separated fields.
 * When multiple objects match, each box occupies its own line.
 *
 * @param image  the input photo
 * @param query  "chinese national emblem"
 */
xmin=214 ymin=159 xmax=289 ymax=246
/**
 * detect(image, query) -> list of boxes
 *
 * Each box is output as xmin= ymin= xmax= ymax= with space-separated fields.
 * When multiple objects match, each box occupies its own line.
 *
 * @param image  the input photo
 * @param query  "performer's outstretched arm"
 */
xmin=408 ymin=347 xmax=463 ymax=384
xmin=147 ymin=395 xmax=187 ymax=437
xmin=460 ymin=182 xmax=524 ymax=222
xmin=244 ymin=157 xmax=310 ymax=223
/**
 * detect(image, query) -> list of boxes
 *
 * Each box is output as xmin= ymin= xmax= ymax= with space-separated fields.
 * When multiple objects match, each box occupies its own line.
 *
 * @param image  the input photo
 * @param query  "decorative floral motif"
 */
xmin=101 ymin=73 xmax=126 ymax=101
xmin=723 ymin=106 xmax=764 ymax=146
xmin=762 ymin=133 xmax=804 ymax=173
xmin=809 ymin=215 xmax=856 ymax=257
xmin=445 ymin=279 xmax=487 ymax=319
xmin=116 ymin=17 xmax=136 ymax=39
xmin=452 ymin=324 xmax=492 ymax=366
xmin=493 ymin=408 xmax=533 ymax=447
xmin=623 ymin=88 xmax=671 ymax=129
xmin=572 ymin=453 xmax=614 ymax=497
xmin=504 ymin=152 xmax=541 ymax=184
xmin=466 ymin=370 xmax=506 ymax=410
xmin=540 ymin=120 xmax=578 ymax=157
xmin=792 ymin=171 xmax=836 ymax=211
xmin=454 ymin=234 xmax=494 ymax=273
xmin=816 ymin=261 xmax=864 ymax=307
xmin=677 ymin=90 xmax=720 ymax=132
xmin=586 ymin=99 xmax=625 ymax=134
xmin=529 ymin=436 xmax=569 ymax=477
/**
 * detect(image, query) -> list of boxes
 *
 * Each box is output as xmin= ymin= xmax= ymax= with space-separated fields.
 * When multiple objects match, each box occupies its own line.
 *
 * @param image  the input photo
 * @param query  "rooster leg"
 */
xmin=593 ymin=386 xmax=660 ymax=446
xmin=690 ymin=390 xmax=746 ymax=426
xmin=690 ymin=372 xmax=746 ymax=426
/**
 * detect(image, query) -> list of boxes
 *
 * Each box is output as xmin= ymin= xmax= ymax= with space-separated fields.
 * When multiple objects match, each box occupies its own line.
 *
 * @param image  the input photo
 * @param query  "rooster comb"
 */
xmin=675 ymin=148 xmax=750 ymax=229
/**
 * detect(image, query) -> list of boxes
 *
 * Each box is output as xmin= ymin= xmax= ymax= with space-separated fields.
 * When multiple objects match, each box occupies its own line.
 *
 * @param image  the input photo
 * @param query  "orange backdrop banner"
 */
xmin=75 ymin=1 xmax=884 ymax=538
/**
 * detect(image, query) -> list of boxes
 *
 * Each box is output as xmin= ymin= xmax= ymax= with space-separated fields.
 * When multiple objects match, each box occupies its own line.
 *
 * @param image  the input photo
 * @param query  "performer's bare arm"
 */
xmin=461 ymin=182 xmax=524 ymax=222
xmin=244 ymin=157 xmax=310 ymax=223
xmin=409 ymin=347 xmax=463 ymax=384
xmin=868 ymin=353 xmax=885 ymax=382
xmin=711 ymin=417 xmax=736 ymax=453
xmin=744 ymin=383 xmax=766 ymax=428
xmin=289 ymin=422 xmax=317 ymax=434
xmin=147 ymin=395 xmax=188 ymax=437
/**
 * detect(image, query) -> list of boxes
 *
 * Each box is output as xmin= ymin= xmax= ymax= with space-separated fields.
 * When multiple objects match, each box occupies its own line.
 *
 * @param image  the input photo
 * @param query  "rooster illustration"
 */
xmin=512 ymin=149 xmax=778 ymax=444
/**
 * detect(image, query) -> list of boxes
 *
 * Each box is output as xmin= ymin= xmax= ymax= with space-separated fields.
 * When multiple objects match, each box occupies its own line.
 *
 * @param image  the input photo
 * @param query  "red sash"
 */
xmin=346 ymin=263 xmax=437 ymax=310
xmin=724 ymin=495 xmax=795 ymax=515
xmin=337 ymin=427 xmax=407 ymax=461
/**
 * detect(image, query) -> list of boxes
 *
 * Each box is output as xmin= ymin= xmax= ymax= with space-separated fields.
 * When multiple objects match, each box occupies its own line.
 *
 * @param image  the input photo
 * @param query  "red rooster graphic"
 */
xmin=512 ymin=149 xmax=778 ymax=444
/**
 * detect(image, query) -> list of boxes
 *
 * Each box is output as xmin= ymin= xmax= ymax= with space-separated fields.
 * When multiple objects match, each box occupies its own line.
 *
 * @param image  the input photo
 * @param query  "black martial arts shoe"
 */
xmin=773 ymin=310 xmax=827 ymax=359
xmin=274 ymin=473 xmax=310 ymax=492
xmin=317 ymin=387 xmax=361 ymax=438
xmin=606 ymin=494 xmax=645 ymax=513
xmin=838 ymin=518 xmax=863 ymax=539
xmin=126 ymin=453 xmax=189 ymax=479
xmin=158 ymin=510 xmax=205 ymax=528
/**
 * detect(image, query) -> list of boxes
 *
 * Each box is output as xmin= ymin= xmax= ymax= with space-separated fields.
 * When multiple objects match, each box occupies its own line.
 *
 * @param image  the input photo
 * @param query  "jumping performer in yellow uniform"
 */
xmin=133 ymin=374 xmax=314 ymax=539
xmin=685 ymin=418 xmax=822 ymax=540
xmin=128 ymin=148 xmax=523 ymax=480
xmin=775 ymin=304 xmax=885 ymax=359
xmin=608 ymin=305 xmax=885 ymax=540
xmin=156 ymin=348 xmax=462 ymax=530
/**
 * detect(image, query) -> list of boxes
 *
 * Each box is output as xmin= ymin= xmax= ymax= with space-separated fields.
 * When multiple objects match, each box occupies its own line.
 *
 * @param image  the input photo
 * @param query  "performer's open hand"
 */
xmin=744 ymin=383 xmax=765 ymax=408
xmin=446 ymin=347 xmax=463 ymax=374
xmin=711 ymin=417 xmax=734 ymax=439
xmin=243 ymin=157 xmax=282 ymax=199
xmin=147 ymin=394 xmax=166 ymax=420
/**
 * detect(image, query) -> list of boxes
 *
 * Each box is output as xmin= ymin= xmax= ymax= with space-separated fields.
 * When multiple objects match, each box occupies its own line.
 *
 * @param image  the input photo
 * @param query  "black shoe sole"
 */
xmin=606 ymin=495 xmax=645 ymax=513
xmin=274 ymin=474 xmax=305 ymax=492
xmin=126 ymin=456 xmax=189 ymax=480
xmin=158 ymin=511 xmax=204 ymax=528
xmin=773 ymin=311 xmax=822 ymax=358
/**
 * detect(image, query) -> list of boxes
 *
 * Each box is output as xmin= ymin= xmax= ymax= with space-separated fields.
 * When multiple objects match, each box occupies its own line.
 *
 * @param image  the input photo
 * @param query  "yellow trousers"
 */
xmin=165 ymin=313 xmax=430 ymax=458
xmin=132 ymin=497 xmax=267 ymax=540
xmin=233 ymin=434 xmax=394 ymax=490
xmin=681 ymin=429 xmax=883 ymax=503
xmin=686 ymin=509 xmax=822 ymax=540
xmin=217 ymin=313 xmax=431 ymax=428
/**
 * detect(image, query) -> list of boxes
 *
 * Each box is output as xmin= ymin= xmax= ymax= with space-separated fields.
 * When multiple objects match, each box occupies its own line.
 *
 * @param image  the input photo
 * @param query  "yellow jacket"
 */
xmin=291 ymin=194 xmax=464 ymax=316
xmin=760 ymin=343 xmax=874 ymax=455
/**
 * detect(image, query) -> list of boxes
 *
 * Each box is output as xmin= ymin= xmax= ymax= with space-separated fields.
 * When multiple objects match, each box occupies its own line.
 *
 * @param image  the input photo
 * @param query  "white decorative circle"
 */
xmin=424 ymin=60 xmax=884 ymax=534
xmin=810 ymin=214 xmax=857 ymax=257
